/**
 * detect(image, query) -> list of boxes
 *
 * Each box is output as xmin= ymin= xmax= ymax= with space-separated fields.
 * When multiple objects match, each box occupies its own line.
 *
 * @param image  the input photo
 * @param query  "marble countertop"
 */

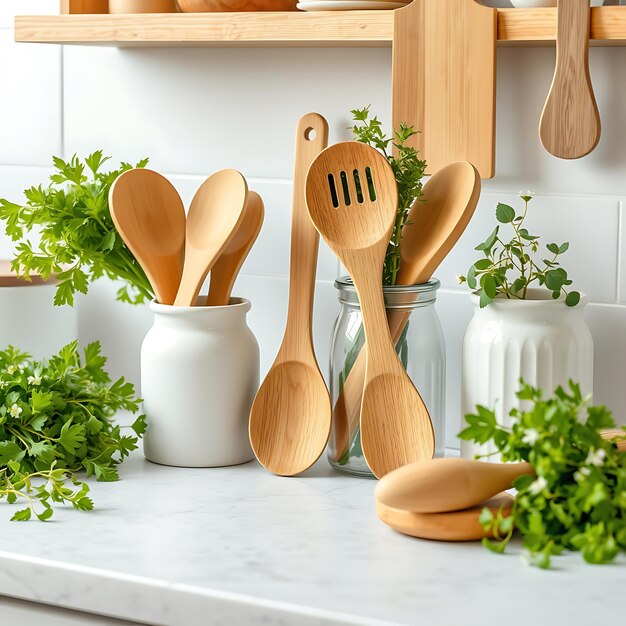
xmin=0 ymin=446 xmax=623 ymax=626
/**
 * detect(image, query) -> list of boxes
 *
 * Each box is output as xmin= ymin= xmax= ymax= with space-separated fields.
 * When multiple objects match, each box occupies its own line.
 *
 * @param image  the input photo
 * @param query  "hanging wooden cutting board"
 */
xmin=392 ymin=0 xmax=497 ymax=179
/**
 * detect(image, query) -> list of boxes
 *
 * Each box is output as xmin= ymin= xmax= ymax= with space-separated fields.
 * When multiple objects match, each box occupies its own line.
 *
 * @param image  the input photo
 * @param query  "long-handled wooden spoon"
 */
xmin=539 ymin=0 xmax=601 ymax=159
xmin=376 ymin=430 xmax=626 ymax=514
xmin=306 ymin=141 xmax=435 ymax=479
xmin=174 ymin=169 xmax=248 ymax=306
xmin=206 ymin=191 xmax=264 ymax=306
xmin=109 ymin=168 xmax=186 ymax=305
xmin=249 ymin=113 xmax=330 ymax=476
xmin=333 ymin=161 xmax=481 ymax=462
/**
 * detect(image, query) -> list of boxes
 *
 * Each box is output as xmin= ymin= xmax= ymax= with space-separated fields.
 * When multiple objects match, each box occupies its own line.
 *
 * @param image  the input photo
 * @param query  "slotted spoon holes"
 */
xmin=327 ymin=166 xmax=377 ymax=209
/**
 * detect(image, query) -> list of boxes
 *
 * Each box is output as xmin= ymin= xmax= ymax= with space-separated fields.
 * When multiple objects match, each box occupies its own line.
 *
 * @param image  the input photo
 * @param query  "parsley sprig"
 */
xmin=0 ymin=151 xmax=153 ymax=306
xmin=460 ymin=381 xmax=626 ymax=568
xmin=0 ymin=341 xmax=145 ymax=521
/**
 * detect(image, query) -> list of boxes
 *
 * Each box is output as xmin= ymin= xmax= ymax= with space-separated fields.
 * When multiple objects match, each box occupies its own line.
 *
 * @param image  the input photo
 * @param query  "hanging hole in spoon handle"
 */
xmin=539 ymin=0 xmax=601 ymax=159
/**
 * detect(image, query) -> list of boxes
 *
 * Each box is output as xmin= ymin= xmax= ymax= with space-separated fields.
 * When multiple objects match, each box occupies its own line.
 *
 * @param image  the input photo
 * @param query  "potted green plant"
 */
xmin=458 ymin=193 xmax=593 ymax=460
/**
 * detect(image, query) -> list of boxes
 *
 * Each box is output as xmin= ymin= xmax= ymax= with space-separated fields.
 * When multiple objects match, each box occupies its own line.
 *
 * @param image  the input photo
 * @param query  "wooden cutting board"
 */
xmin=392 ymin=0 xmax=497 ymax=179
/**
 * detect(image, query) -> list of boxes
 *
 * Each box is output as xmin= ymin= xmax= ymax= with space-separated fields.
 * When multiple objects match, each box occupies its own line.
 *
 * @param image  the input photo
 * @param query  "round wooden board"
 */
xmin=376 ymin=492 xmax=514 ymax=542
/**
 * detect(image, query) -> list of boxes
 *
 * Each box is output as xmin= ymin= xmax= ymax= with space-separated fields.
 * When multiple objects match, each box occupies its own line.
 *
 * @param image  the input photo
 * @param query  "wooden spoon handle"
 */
xmin=280 ymin=113 xmax=329 ymax=356
xmin=539 ymin=0 xmax=600 ymax=159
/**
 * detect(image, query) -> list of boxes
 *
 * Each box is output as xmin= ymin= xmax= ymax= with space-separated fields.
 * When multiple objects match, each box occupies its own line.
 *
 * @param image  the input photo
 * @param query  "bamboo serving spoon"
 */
xmin=306 ymin=141 xmax=435 ymax=479
xmin=109 ymin=168 xmax=186 ymax=305
xmin=376 ymin=430 xmax=626 ymax=514
xmin=206 ymin=191 xmax=264 ymax=306
xmin=174 ymin=169 xmax=248 ymax=306
xmin=333 ymin=161 xmax=481 ymax=462
xmin=249 ymin=113 xmax=330 ymax=477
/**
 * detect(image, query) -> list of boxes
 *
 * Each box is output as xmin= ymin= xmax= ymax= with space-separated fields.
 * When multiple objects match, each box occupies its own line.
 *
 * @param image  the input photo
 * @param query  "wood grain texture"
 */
xmin=249 ymin=113 xmax=331 ymax=477
xmin=377 ymin=492 xmax=514 ymax=542
xmin=174 ymin=170 xmax=248 ymax=306
xmin=109 ymin=169 xmax=185 ymax=305
xmin=18 ymin=8 xmax=626 ymax=47
xmin=332 ymin=162 xmax=481 ymax=462
xmin=539 ymin=0 xmax=600 ymax=159
xmin=393 ymin=0 xmax=497 ymax=179
xmin=206 ymin=191 xmax=264 ymax=306
xmin=306 ymin=142 xmax=434 ymax=478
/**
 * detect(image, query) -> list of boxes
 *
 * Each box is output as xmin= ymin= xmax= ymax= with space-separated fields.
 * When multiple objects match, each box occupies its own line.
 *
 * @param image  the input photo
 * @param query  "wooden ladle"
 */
xmin=206 ymin=191 xmax=264 ymax=306
xmin=249 ymin=113 xmax=330 ymax=477
xmin=306 ymin=141 xmax=435 ymax=479
xmin=174 ymin=169 xmax=248 ymax=306
xmin=109 ymin=168 xmax=186 ymax=305
xmin=333 ymin=161 xmax=481 ymax=462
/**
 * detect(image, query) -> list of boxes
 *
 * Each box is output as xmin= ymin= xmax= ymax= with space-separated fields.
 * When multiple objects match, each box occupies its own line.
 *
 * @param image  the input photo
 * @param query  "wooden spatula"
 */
xmin=306 ymin=142 xmax=435 ymax=478
xmin=539 ymin=0 xmax=601 ymax=159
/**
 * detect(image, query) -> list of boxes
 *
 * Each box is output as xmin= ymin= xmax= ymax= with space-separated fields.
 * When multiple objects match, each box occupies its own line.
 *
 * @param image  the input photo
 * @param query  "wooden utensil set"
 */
xmin=110 ymin=169 xmax=263 ymax=307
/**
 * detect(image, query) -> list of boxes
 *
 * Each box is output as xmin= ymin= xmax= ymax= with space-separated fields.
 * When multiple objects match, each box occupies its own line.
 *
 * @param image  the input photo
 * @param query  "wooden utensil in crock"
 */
xmin=176 ymin=0 xmax=297 ymax=12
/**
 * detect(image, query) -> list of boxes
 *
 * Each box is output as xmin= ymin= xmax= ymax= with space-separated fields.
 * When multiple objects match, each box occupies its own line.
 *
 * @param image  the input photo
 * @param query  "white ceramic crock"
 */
xmin=0 ymin=261 xmax=77 ymax=358
xmin=141 ymin=298 xmax=259 ymax=468
xmin=460 ymin=289 xmax=593 ymax=460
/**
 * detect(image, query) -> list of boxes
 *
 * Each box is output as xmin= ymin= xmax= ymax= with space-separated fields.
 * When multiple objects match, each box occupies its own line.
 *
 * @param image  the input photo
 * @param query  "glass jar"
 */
xmin=328 ymin=277 xmax=446 ymax=477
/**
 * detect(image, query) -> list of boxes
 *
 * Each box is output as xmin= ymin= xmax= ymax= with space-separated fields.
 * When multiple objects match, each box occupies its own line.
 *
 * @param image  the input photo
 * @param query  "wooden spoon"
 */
xmin=306 ymin=141 xmax=435 ymax=479
xmin=249 ymin=113 xmax=330 ymax=477
xmin=109 ymin=168 xmax=185 ymax=305
xmin=539 ymin=0 xmax=600 ymax=159
xmin=174 ymin=169 xmax=248 ymax=306
xmin=333 ymin=161 xmax=481 ymax=462
xmin=206 ymin=191 xmax=264 ymax=306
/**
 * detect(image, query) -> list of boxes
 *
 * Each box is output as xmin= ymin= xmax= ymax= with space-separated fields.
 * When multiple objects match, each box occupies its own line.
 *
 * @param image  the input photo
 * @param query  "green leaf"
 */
xmin=58 ymin=420 xmax=86 ymax=455
xmin=566 ymin=291 xmax=581 ymax=307
xmin=481 ymin=274 xmax=497 ymax=299
xmin=482 ymin=538 xmax=507 ymax=554
xmin=495 ymin=203 xmax=515 ymax=224
xmin=11 ymin=508 xmax=32 ymax=522
xmin=0 ymin=441 xmax=26 ymax=464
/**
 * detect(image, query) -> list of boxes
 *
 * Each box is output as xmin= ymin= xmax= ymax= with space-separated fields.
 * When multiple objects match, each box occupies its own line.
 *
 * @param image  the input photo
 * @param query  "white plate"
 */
xmin=297 ymin=1 xmax=407 ymax=10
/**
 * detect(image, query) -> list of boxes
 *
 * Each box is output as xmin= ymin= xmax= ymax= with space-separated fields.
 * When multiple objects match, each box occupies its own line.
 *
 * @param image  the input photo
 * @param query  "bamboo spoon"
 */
xmin=109 ymin=169 xmax=185 ymax=305
xmin=539 ymin=0 xmax=600 ymax=159
xmin=206 ymin=191 xmax=264 ymax=306
xmin=376 ymin=430 xmax=626 ymax=514
xmin=249 ymin=113 xmax=330 ymax=477
xmin=333 ymin=161 xmax=481 ymax=462
xmin=306 ymin=141 xmax=435 ymax=479
xmin=174 ymin=169 xmax=248 ymax=306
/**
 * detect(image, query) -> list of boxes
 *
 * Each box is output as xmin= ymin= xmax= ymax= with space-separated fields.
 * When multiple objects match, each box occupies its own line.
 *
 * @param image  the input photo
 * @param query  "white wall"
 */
xmin=2 ymin=2 xmax=626 ymax=451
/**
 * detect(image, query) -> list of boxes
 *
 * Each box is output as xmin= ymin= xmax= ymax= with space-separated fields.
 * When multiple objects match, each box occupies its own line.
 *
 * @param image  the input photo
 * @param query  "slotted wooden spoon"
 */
xmin=306 ymin=141 xmax=435 ymax=478
xmin=206 ymin=191 xmax=264 ymax=306
xmin=174 ymin=169 xmax=248 ymax=306
xmin=333 ymin=161 xmax=481 ymax=462
xmin=249 ymin=113 xmax=330 ymax=477
xmin=109 ymin=168 xmax=185 ymax=306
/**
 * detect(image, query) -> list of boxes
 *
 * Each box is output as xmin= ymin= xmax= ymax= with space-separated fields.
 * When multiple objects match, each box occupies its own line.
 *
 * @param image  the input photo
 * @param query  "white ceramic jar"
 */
xmin=141 ymin=298 xmax=259 ymax=468
xmin=461 ymin=289 xmax=593 ymax=460
xmin=0 ymin=261 xmax=77 ymax=359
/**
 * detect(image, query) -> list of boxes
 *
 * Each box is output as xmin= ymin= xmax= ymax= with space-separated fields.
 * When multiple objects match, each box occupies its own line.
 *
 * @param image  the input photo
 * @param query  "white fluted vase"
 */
xmin=460 ymin=289 xmax=593 ymax=460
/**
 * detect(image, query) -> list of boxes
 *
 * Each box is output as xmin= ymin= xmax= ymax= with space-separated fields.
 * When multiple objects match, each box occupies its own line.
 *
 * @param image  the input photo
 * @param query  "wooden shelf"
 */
xmin=13 ymin=6 xmax=626 ymax=48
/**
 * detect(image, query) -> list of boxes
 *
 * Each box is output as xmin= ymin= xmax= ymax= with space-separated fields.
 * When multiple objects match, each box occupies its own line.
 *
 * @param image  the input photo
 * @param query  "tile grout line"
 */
xmin=60 ymin=45 xmax=65 ymax=158
xmin=616 ymin=200 xmax=623 ymax=303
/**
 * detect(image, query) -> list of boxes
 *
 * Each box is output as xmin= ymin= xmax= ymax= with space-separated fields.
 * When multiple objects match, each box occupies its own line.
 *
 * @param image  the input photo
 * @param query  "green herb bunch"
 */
xmin=0 ymin=151 xmax=153 ymax=306
xmin=351 ymin=107 xmax=427 ymax=285
xmin=459 ymin=381 xmax=626 ymax=568
xmin=459 ymin=193 xmax=581 ymax=308
xmin=0 ymin=341 xmax=145 ymax=521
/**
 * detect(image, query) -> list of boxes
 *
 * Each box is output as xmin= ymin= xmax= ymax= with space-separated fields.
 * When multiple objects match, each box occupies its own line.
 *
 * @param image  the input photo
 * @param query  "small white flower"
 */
xmin=7 ymin=365 xmax=17 ymax=375
xmin=27 ymin=375 xmax=41 ymax=386
xmin=0 ymin=381 xmax=6 ymax=389
xmin=574 ymin=466 xmax=592 ymax=482
xmin=9 ymin=403 xmax=22 ymax=418
xmin=528 ymin=475 xmax=548 ymax=496
xmin=522 ymin=428 xmax=540 ymax=446
xmin=585 ymin=448 xmax=606 ymax=467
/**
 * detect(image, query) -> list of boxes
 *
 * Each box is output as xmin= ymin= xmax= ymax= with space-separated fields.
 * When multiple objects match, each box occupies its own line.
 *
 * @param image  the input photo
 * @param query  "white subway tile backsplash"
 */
xmin=437 ymin=192 xmax=619 ymax=303
xmin=0 ymin=33 xmax=61 ymax=166
xmin=62 ymin=46 xmax=391 ymax=180
xmin=168 ymin=175 xmax=339 ymax=281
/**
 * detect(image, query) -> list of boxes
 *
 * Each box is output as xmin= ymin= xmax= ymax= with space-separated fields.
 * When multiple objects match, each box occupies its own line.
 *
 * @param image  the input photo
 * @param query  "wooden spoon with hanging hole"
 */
xmin=332 ymin=161 xmax=481 ymax=462
xmin=539 ymin=0 xmax=600 ymax=159
xmin=206 ymin=191 xmax=264 ymax=306
xmin=248 ymin=113 xmax=330 ymax=477
xmin=174 ymin=169 xmax=248 ymax=306
xmin=109 ymin=169 xmax=186 ymax=306
xmin=306 ymin=141 xmax=435 ymax=479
